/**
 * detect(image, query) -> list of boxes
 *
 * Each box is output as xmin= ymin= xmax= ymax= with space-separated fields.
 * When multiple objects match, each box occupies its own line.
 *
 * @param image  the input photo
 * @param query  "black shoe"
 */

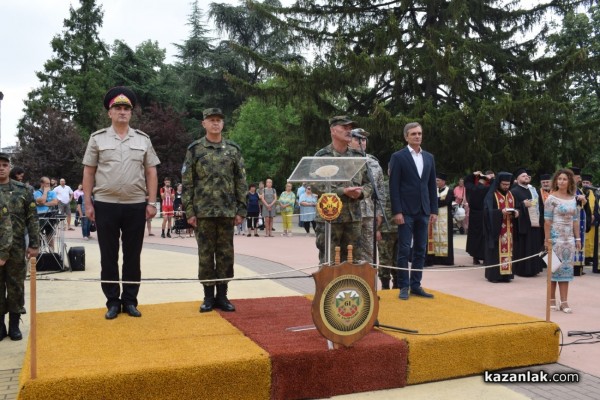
xmin=399 ymin=287 xmax=409 ymax=300
xmin=215 ymin=284 xmax=236 ymax=312
xmin=123 ymin=304 xmax=142 ymax=317
xmin=8 ymin=313 xmax=22 ymax=341
xmin=200 ymin=285 xmax=215 ymax=313
xmin=473 ymin=258 xmax=481 ymax=265
xmin=0 ymin=319 xmax=7 ymax=341
xmin=167 ymin=230 xmax=171 ymax=238
xmin=411 ymin=287 xmax=434 ymax=298
xmin=161 ymin=233 xmax=165 ymax=238
xmin=105 ymin=305 xmax=121 ymax=320
xmin=380 ymin=278 xmax=390 ymax=290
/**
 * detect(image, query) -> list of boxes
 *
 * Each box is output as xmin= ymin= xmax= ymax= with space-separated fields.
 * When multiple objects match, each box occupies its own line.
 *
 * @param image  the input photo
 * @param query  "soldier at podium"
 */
xmin=312 ymin=116 xmax=372 ymax=264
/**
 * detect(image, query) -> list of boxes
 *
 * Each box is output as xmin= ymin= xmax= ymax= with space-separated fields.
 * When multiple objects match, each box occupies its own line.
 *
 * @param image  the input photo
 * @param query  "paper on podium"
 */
xmin=287 ymin=156 xmax=367 ymax=183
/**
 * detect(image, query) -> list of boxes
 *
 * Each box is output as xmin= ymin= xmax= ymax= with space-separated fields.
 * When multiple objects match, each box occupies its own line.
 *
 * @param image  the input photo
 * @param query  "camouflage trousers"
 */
xmin=377 ymin=231 xmax=398 ymax=280
xmin=315 ymin=221 xmax=361 ymax=264
xmin=359 ymin=217 xmax=375 ymax=264
xmin=0 ymin=243 xmax=27 ymax=315
xmin=195 ymin=218 xmax=235 ymax=286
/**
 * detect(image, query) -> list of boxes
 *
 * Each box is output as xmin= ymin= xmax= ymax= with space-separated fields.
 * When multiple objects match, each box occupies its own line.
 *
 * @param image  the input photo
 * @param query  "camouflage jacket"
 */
xmin=0 ymin=189 xmax=13 ymax=260
xmin=182 ymin=136 xmax=248 ymax=219
xmin=311 ymin=144 xmax=373 ymax=223
xmin=0 ymin=179 xmax=40 ymax=250
xmin=360 ymin=154 xmax=385 ymax=219
xmin=378 ymin=177 xmax=398 ymax=233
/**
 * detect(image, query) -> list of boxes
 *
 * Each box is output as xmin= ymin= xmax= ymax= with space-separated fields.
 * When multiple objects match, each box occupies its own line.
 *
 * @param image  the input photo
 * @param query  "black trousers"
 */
xmin=94 ymin=201 xmax=146 ymax=308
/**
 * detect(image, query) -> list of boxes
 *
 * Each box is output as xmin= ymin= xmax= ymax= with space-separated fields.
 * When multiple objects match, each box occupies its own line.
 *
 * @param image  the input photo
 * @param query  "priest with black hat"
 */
xmin=510 ymin=167 xmax=544 ymax=277
xmin=483 ymin=172 xmax=518 ymax=283
xmin=426 ymin=172 xmax=454 ymax=266
xmin=82 ymin=86 xmax=160 ymax=320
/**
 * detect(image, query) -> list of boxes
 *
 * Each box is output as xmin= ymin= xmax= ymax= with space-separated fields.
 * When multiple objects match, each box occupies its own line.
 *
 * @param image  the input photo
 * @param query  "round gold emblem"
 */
xmin=320 ymin=274 xmax=374 ymax=336
xmin=317 ymin=193 xmax=343 ymax=221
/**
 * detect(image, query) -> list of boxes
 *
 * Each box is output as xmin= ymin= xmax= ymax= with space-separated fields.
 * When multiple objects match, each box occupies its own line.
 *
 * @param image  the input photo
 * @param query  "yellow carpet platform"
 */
xmin=18 ymin=291 xmax=559 ymax=400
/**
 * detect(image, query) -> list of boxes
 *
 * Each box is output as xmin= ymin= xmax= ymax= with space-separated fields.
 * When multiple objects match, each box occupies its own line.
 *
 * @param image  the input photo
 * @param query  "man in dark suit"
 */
xmin=389 ymin=122 xmax=438 ymax=300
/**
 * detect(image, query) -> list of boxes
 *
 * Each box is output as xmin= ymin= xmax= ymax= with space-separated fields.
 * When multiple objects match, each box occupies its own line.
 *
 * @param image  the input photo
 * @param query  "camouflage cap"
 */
xmin=203 ymin=108 xmax=225 ymax=120
xmin=350 ymin=128 xmax=370 ymax=139
xmin=0 ymin=152 xmax=10 ymax=162
xmin=329 ymin=115 xmax=356 ymax=127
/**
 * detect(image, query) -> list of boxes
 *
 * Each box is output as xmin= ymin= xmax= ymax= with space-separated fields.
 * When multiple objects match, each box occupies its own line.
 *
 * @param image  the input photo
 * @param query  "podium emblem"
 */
xmin=312 ymin=261 xmax=379 ymax=347
xmin=317 ymin=193 xmax=343 ymax=221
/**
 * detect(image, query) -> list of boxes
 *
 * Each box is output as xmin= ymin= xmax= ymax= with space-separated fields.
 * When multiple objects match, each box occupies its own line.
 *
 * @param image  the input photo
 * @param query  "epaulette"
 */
xmin=134 ymin=129 xmax=149 ymax=138
xmin=90 ymin=128 xmax=107 ymax=137
xmin=367 ymin=154 xmax=380 ymax=162
xmin=225 ymin=139 xmax=241 ymax=151
xmin=314 ymin=148 xmax=332 ymax=157
xmin=187 ymin=139 xmax=202 ymax=150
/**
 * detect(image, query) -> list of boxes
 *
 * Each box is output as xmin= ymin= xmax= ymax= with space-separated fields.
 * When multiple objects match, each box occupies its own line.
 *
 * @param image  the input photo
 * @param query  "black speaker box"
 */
xmin=36 ymin=253 xmax=63 ymax=271
xmin=68 ymin=246 xmax=85 ymax=271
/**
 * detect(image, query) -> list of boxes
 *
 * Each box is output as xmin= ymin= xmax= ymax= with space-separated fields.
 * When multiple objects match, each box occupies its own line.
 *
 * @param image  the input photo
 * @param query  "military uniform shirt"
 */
xmin=312 ymin=144 xmax=373 ymax=223
xmin=0 ymin=180 xmax=39 ymax=250
xmin=0 ymin=192 xmax=12 ymax=261
xmin=82 ymin=126 xmax=160 ymax=203
xmin=181 ymin=136 xmax=248 ymax=219
xmin=360 ymin=154 xmax=385 ymax=219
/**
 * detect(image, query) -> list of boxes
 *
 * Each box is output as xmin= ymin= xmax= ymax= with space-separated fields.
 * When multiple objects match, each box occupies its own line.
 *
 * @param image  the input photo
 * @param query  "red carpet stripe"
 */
xmin=218 ymin=296 xmax=408 ymax=400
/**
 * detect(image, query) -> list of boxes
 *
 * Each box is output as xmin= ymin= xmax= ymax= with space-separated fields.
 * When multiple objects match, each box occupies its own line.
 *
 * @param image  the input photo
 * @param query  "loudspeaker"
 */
xmin=68 ymin=246 xmax=85 ymax=271
xmin=36 ymin=253 xmax=63 ymax=271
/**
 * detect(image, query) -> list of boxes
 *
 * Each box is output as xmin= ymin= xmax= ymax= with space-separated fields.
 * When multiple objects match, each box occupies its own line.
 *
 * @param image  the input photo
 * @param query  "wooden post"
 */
xmin=546 ymin=244 xmax=552 ymax=323
xmin=334 ymin=246 xmax=340 ymax=266
xmin=30 ymin=257 xmax=37 ymax=379
xmin=347 ymin=245 xmax=353 ymax=264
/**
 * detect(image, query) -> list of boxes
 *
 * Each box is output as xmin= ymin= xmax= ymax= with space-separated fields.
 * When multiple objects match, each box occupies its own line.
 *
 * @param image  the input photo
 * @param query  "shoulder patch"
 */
xmin=134 ymin=129 xmax=149 ymax=138
xmin=91 ymin=128 xmax=107 ymax=137
xmin=225 ymin=139 xmax=241 ymax=151
xmin=314 ymin=148 xmax=331 ymax=157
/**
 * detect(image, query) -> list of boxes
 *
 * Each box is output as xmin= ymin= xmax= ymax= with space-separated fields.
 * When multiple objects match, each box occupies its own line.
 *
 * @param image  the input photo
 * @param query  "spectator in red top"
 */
xmin=160 ymin=177 xmax=175 ymax=238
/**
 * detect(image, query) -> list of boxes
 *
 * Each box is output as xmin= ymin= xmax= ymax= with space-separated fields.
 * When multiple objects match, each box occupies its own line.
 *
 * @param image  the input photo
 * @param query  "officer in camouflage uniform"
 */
xmin=376 ymin=173 xmax=398 ymax=289
xmin=348 ymin=128 xmax=385 ymax=264
xmin=312 ymin=116 xmax=372 ymax=264
xmin=0 ymin=152 xmax=38 ymax=341
xmin=182 ymin=108 xmax=247 ymax=313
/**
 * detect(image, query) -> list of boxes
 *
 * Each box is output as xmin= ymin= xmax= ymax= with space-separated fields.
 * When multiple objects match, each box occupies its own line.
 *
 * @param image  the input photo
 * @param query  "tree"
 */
xmin=134 ymin=104 xmax=193 ymax=184
xmin=14 ymin=108 xmax=86 ymax=186
xmin=21 ymin=0 xmax=108 ymax=137
xmin=238 ymin=0 xmax=585 ymax=176
xmin=228 ymin=96 xmax=302 ymax=189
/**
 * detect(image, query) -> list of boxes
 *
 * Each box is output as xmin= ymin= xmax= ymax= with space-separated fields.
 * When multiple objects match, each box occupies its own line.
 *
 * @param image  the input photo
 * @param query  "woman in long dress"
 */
xmin=544 ymin=169 xmax=581 ymax=313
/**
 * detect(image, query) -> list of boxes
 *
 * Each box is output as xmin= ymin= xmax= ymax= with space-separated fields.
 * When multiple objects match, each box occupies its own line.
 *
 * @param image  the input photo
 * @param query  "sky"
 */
xmin=0 ymin=0 xmax=239 ymax=151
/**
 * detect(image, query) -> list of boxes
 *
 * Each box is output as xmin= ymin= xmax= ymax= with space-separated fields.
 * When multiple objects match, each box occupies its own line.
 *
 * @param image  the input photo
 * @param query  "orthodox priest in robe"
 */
xmin=484 ymin=172 xmax=518 ymax=283
xmin=426 ymin=172 xmax=454 ymax=266
xmin=465 ymin=170 xmax=494 ymax=264
xmin=570 ymin=167 xmax=591 ymax=275
xmin=510 ymin=168 xmax=545 ymax=277
xmin=582 ymin=174 xmax=598 ymax=268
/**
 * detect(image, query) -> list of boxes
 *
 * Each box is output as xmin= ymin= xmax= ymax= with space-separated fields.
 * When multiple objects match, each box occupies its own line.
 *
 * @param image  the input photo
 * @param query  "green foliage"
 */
xmin=228 ymin=96 xmax=302 ymax=189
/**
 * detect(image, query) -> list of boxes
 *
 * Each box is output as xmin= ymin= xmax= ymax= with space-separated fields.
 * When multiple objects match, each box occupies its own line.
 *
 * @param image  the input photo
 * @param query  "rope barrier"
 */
xmin=27 ymin=250 xmax=549 ymax=285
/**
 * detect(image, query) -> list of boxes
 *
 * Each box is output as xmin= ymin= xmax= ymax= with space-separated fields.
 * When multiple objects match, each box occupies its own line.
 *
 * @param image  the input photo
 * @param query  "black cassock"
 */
xmin=510 ymin=185 xmax=545 ymax=277
xmin=465 ymin=174 xmax=490 ymax=261
xmin=483 ymin=189 xmax=515 ymax=283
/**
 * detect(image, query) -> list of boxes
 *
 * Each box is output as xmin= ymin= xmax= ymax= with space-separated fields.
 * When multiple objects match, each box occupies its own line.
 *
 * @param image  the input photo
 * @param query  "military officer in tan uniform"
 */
xmin=182 ymin=108 xmax=247 ymax=313
xmin=82 ymin=86 xmax=160 ymax=320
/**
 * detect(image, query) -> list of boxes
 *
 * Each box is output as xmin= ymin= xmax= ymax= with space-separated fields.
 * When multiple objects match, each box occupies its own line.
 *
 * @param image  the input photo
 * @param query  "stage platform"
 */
xmin=18 ymin=291 xmax=559 ymax=400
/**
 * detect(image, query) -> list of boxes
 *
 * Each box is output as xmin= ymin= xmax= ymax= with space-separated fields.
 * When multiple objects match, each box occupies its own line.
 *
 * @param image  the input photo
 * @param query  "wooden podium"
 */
xmin=311 ymin=246 xmax=379 ymax=348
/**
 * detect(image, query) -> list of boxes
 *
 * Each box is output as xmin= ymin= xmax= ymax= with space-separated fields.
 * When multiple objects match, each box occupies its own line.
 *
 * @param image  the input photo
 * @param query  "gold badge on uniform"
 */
xmin=317 ymin=193 xmax=342 ymax=221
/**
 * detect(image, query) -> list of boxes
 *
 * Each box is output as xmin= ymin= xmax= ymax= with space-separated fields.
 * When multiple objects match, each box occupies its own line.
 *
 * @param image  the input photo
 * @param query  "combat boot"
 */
xmin=0 ymin=315 xmax=7 ymax=341
xmin=380 ymin=278 xmax=390 ymax=290
xmin=214 ymin=284 xmax=236 ymax=312
xmin=200 ymin=285 xmax=215 ymax=313
xmin=8 ymin=313 xmax=22 ymax=341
